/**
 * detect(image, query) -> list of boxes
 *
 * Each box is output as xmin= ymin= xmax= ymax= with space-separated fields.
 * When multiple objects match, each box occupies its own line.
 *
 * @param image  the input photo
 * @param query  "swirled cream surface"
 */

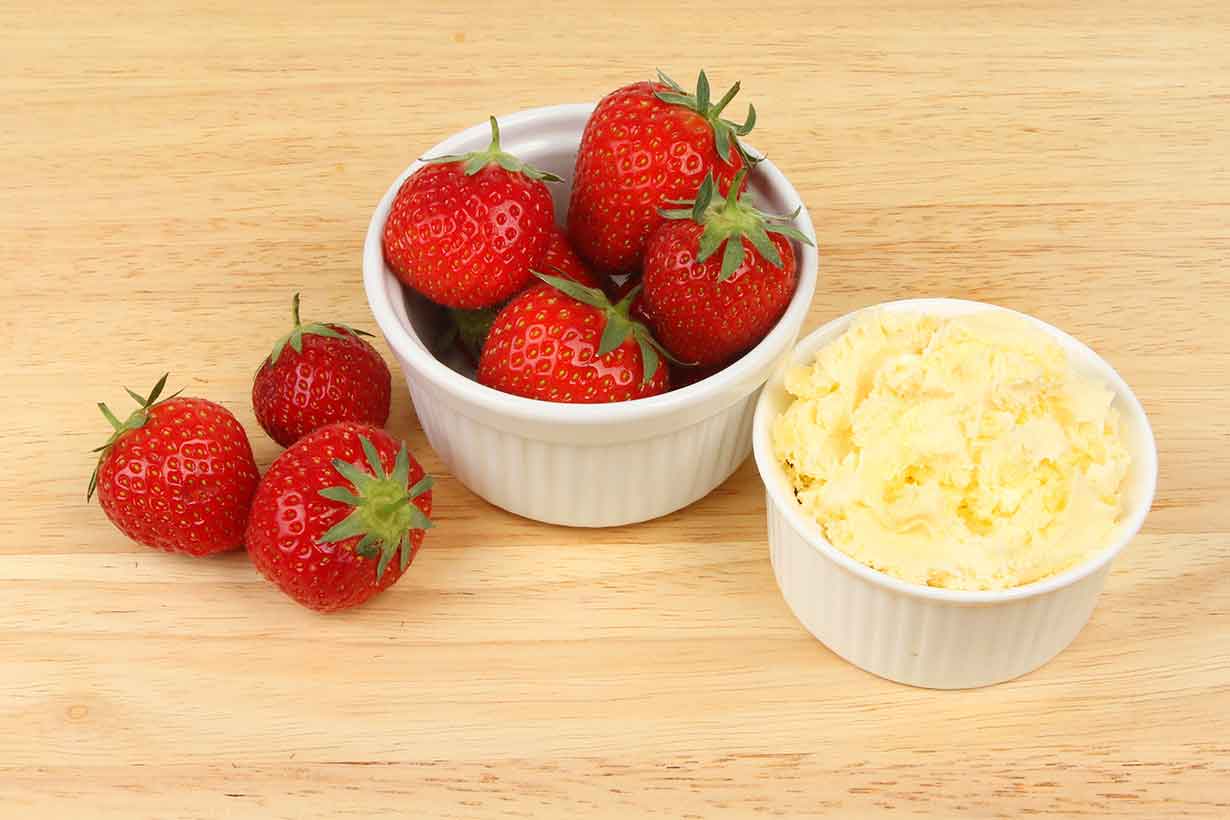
xmin=773 ymin=311 xmax=1131 ymax=590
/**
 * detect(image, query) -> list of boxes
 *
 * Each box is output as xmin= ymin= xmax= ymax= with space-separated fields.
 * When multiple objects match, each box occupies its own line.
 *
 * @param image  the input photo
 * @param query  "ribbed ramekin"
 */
xmin=364 ymin=104 xmax=819 ymax=527
xmin=753 ymin=298 xmax=1158 ymax=688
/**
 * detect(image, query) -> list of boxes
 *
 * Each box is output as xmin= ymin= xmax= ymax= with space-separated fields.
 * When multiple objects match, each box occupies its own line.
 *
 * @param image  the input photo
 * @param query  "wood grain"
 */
xmin=2 ymin=1 xmax=1228 ymax=817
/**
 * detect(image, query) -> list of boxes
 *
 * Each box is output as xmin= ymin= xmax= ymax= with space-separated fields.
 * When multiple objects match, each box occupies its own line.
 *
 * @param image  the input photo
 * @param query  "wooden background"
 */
xmin=3 ymin=1 xmax=1228 ymax=817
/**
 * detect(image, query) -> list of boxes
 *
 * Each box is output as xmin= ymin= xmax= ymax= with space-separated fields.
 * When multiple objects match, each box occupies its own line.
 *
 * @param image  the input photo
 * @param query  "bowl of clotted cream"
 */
xmin=752 ymin=298 xmax=1157 ymax=689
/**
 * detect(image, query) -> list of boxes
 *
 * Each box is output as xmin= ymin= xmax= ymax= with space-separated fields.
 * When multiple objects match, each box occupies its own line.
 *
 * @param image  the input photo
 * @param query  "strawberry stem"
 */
xmin=87 ymin=373 xmax=180 ymax=500
xmin=487 ymin=116 xmax=502 ymax=152
xmin=424 ymin=116 xmax=563 ymax=183
xmin=711 ymin=82 xmax=741 ymax=118
xmin=317 ymin=437 xmax=434 ymax=581
xmin=654 ymin=69 xmax=759 ymax=166
xmin=266 ymin=293 xmax=373 ymax=366
xmin=657 ymin=171 xmax=815 ymax=282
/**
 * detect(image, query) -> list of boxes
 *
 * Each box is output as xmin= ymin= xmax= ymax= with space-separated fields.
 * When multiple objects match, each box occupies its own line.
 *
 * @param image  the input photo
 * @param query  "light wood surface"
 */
xmin=3 ymin=1 xmax=1228 ymax=817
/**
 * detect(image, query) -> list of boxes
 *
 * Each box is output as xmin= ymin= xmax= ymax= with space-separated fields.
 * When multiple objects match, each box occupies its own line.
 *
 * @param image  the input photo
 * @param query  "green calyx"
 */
xmin=654 ymin=69 xmax=759 ymax=168
xmin=532 ymin=270 xmax=681 ymax=386
xmin=659 ymin=170 xmax=815 ymax=282
xmin=267 ymin=293 xmax=374 ymax=366
xmin=87 ymin=373 xmax=182 ymax=500
xmin=426 ymin=116 xmax=563 ymax=182
xmin=317 ymin=436 xmax=434 ymax=581
xmin=448 ymin=307 xmax=498 ymax=360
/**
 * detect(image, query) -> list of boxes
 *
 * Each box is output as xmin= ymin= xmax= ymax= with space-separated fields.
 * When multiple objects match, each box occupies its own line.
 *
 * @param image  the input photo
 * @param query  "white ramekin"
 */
xmin=364 ymin=104 xmax=819 ymax=527
xmin=753 ymin=298 xmax=1158 ymax=688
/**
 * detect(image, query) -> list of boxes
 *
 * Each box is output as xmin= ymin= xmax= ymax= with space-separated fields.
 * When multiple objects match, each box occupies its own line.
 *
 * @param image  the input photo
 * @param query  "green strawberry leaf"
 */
xmin=97 ymin=402 xmax=124 ymax=431
xmin=652 ymin=69 xmax=757 ymax=167
xmin=597 ymin=313 xmax=633 ymax=357
xmin=332 ymin=458 xmax=376 ymax=491
xmin=765 ymin=222 xmax=815 ymax=245
xmin=359 ymin=435 xmax=386 ymax=479
xmin=695 ymin=70 xmax=711 ymax=111
xmin=713 ymin=127 xmax=733 ymax=166
xmin=390 ymin=444 xmax=410 ymax=488
xmin=656 ymin=68 xmax=683 ymax=92
xmin=318 ymin=509 xmax=367 ymax=544
xmin=354 ymin=533 xmax=380 ymax=559
xmin=719 ymin=236 xmax=746 ymax=282
xmin=746 ymin=223 xmax=782 ymax=269
xmin=696 ymin=226 xmax=725 ymax=264
xmin=376 ymin=542 xmax=395 ymax=580
xmin=530 ymin=271 xmax=610 ymax=309
xmin=733 ymin=103 xmax=757 ymax=136
xmin=407 ymin=475 xmax=434 ymax=499
xmin=634 ymin=334 xmax=661 ymax=387
xmin=398 ymin=533 xmax=413 ymax=573
xmin=319 ymin=486 xmax=362 ymax=506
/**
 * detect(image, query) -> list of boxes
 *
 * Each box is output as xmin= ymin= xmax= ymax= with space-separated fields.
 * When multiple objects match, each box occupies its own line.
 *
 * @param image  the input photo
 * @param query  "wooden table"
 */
xmin=4 ymin=2 xmax=1228 ymax=817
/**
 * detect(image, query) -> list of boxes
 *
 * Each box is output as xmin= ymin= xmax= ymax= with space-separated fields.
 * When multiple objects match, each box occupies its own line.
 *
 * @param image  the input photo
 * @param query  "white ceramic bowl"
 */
xmin=364 ymin=104 xmax=819 ymax=527
xmin=753 ymin=298 xmax=1158 ymax=688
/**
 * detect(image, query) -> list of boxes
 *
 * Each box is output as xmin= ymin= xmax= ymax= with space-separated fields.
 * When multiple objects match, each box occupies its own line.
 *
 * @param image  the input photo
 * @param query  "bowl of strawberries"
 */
xmin=363 ymin=71 xmax=818 ymax=527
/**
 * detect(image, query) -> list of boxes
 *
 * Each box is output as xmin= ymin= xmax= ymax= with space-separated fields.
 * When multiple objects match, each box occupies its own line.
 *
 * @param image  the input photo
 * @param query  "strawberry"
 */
xmin=88 ymin=374 xmax=260 ymax=557
xmin=541 ymin=224 xmax=600 ymax=288
xmin=642 ymin=170 xmax=814 ymax=368
xmin=252 ymin=293 xmax=392 ymax=448
xmin=245 ymin=422 xmax=433 ymax=612
xmin=383 ymin=116 xmax=559 ymax=309
xmin=448 ymin=226 xmax=601 ymax=363
xmin=478 ymin=273 xmax=671 ymax=403
xmin=568 ymin=70 xmax=757 ymax=277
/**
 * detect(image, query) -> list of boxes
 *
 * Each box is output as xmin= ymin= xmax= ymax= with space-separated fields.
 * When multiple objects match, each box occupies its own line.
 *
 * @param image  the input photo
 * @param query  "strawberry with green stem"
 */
xmin=643 ymin=169 xmax=814 ymax=367
xmin=478 ymin=272 xmax=674 ymax=403
xmin=252 ymin=293 xmax=391 ymax=447
xmin=89 ymin=373 xmax=260 ymax=557
xmin=568 ymin=69 xmax=758 ymax=277
xmin=383 ymin=116 xmax=560 ymax=309
xmin=245 ymin=422 xmax=433 ymax=612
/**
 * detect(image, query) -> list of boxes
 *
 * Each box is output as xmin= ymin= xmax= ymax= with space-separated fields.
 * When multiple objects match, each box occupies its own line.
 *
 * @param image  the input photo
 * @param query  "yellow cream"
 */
xmin=772 ymin=311 xmax=1131 ymax=591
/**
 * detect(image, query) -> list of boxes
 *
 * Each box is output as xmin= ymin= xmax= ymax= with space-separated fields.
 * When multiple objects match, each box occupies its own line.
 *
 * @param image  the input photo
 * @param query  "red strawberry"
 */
xmin=642 ymin=171 xmax=814 ymax=368
xmin=568 ymin=70 xmax=757 ymax=277
xmin=383 ymin=116 xmax=559 ymax=309
xmin=88 ymin=374 xmax=260 ymax=557
xmin=449 ymin=227 xmax=601 ymax=363
xmin=245 ymin=422 xmax=433 ymax=612
xmin=252 ymin=293 xmax=392 ymax=448
xmin=478 ymin=273 xmax=671 ymax=403
xmin=541 ymin=224 xmax=600 ymax=288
